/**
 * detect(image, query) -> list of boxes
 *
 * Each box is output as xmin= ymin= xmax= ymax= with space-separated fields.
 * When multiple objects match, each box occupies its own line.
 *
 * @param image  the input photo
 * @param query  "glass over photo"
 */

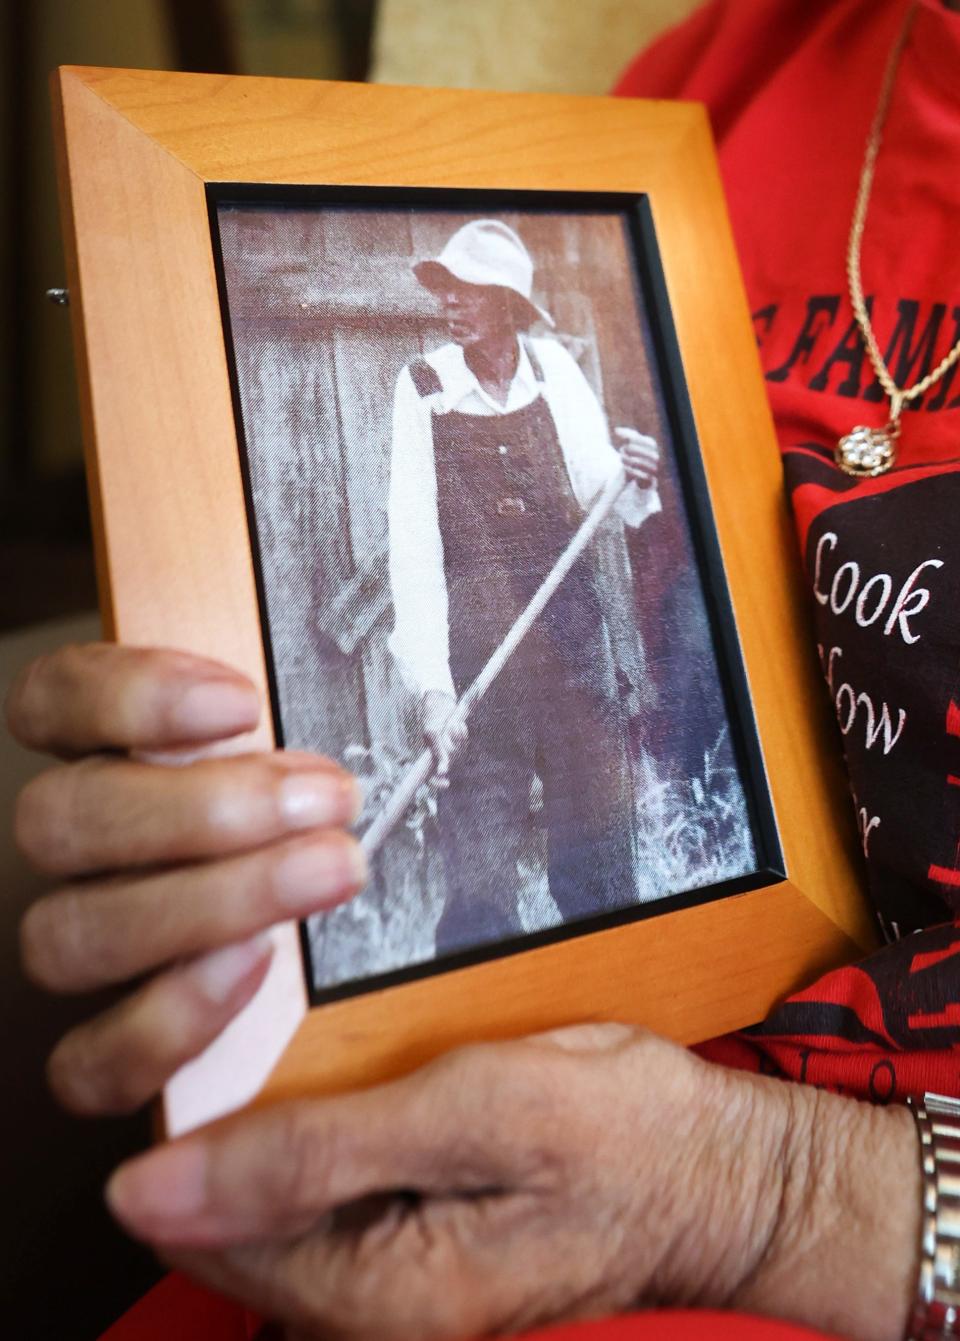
xmin=213 ymin=198 xmax=766 ymax=998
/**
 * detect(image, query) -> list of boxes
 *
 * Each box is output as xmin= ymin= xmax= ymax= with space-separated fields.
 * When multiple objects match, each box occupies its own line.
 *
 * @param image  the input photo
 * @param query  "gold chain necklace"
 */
xmin=835 ymin=3 xmax=960 ymax=477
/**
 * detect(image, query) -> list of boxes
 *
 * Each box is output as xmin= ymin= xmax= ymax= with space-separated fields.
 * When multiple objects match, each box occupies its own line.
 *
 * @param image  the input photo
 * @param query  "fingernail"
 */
xmin=274 ymin=839 xmax=368 ymax=911
xmin=191 ymin=933 xmax=273 ymax=1005
xmin=169 ymin=680 xmax=260 ymax=740
xmin=278 ymin=772 xmax=361 ymax=830
xmin=107 ymin=1142 xmax=207 ymax=1232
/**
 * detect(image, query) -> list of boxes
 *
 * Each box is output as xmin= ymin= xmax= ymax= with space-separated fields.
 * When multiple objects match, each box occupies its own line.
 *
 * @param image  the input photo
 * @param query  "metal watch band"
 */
xmin=909 ymin=1093 xmax=960 ymax=1341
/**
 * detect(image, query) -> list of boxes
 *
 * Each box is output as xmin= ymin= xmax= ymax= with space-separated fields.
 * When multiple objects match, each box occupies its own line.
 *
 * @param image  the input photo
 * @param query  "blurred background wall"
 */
xmin=1 ymin=0 xmax=373 ymax=630
xmin=372 ymin=0 xmax=698 ymax=91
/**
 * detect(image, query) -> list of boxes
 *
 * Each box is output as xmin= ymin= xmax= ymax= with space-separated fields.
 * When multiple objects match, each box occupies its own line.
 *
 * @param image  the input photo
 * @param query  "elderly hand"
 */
xmin=615 ymin=427 xmax=660 ymax=488
xmin=7 ymin=642 xmax=366 ymax=1115
xmin=10 ymin=647 xmax=922 ymax=1341
xmin=105 ymin=1024 xmax=919 ymax=1341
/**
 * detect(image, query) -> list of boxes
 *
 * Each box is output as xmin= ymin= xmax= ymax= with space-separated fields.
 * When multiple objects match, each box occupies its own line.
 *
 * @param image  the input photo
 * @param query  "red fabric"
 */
xmin=616 ymin=0 xmax=960 ymax=465
xmin=619 ymin=0 xmax=960 ymax=1101
xmin=97 ymin=1273 xmax=261 ymax=1341
xmin=102 ymin=1283 xmax=837 ymax=1341
xmin=528 ymin=1317 xmax=839 ymax=1341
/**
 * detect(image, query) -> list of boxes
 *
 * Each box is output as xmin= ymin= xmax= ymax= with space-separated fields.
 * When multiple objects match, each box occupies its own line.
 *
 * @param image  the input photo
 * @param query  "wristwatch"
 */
xmin=909 ymin=1093 xmax=960 ymax=1340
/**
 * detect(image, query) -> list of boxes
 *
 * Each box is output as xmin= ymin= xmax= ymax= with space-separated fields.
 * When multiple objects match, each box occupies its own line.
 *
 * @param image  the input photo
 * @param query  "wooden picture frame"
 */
xmin=52 ymin=66 xmax=875 ymax=1138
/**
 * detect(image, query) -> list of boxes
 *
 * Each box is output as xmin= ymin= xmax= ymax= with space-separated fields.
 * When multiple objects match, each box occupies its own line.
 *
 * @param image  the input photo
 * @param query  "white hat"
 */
xmin=413 ymin=219 xmax=555 ymax=328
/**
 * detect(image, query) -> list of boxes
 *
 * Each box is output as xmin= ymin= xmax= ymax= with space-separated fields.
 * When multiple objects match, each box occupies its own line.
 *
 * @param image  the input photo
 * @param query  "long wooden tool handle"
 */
xmin=360 ymin=747 xmax=434 ymax=857
xmin=360 ymin=467 xmax=631 ymax=859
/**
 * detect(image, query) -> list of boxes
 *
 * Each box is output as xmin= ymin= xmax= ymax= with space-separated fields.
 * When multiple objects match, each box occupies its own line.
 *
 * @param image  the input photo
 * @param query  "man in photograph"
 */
xmin=387 ymin=218 xmax=661 ymax=955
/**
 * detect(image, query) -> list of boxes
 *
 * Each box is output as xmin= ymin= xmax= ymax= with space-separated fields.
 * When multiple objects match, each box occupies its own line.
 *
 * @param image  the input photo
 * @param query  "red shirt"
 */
xmin=621 ymin=0 xmax=960 ymax=1104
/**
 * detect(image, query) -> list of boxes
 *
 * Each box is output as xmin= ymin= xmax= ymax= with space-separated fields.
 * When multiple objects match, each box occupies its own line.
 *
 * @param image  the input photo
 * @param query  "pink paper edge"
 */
xmin=162 ymin=920 xmax=307 ymax=1137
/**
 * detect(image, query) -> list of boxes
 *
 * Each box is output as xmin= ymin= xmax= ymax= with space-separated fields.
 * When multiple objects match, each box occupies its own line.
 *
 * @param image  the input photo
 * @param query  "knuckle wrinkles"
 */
xmin=51 ymin=976 xmax=201 ymax=1118
xmin=45 ymin=643 xmax=91 ymax=719
xmin=46 ymin=1030 xmax=115 ymax=1115
xmin=75 ymin=1008 xmax=168 ymax=1115
xmin=16 ymin=761 xmax=99 ymax=873
xmin=14 ymin=772 xmax=65 ymax=868
xmin=306 ymin=1244 xmax=426 ymax=1341
xmin=441 ymin=1042 xmax=502 ymax=1098
xmin=59 ymin=642 xmax=111 ymax=698
xmin=109 ymin=661 xmax=160 ymax=741
xmin=87 ymin=683 xmax=122 ymax=742
xmin=3 ymin=660 xmax=41 ymax=744
xmin=18 ymin=902 xmax=54 ymax=987
xmin=19 ymin=894 xmax=79 ymax=989
xmin=58 ymin=642 xmax=89 ymax=676
xmin=39 ymin=887 xmax=106 ymax=988
xmin=6 ymin=648 xmax=78 ymax=746
xmin=271 ymin=1104 xmax=337 ymax=1214
xmin=73 ymin=644 xmax=146 ymax=742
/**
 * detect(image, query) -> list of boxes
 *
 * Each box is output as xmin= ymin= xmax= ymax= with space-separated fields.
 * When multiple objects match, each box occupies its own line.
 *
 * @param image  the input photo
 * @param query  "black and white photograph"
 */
xmin=214 ymin=195 xmax=764 ymax=999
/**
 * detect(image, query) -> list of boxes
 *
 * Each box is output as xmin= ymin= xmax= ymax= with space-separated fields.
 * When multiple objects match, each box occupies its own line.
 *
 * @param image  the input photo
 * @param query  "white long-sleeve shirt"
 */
xmin=387 ymin=337 xmax=661 ymax=699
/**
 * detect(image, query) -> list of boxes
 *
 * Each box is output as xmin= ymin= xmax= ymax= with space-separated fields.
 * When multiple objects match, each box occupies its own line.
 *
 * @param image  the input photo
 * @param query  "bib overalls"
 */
xmin=408 ymin=353 xmax=636 ymax=956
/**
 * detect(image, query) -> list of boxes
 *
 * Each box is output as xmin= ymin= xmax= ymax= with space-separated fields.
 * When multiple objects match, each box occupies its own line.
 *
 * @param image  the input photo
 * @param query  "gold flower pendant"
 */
xmin=835 ymin=422 xmax=899 ymax=478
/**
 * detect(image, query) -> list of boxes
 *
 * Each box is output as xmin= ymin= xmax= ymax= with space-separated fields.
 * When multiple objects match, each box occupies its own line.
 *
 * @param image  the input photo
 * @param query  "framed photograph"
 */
xmin=53 ymin=67 xmax=874 ymax=1137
